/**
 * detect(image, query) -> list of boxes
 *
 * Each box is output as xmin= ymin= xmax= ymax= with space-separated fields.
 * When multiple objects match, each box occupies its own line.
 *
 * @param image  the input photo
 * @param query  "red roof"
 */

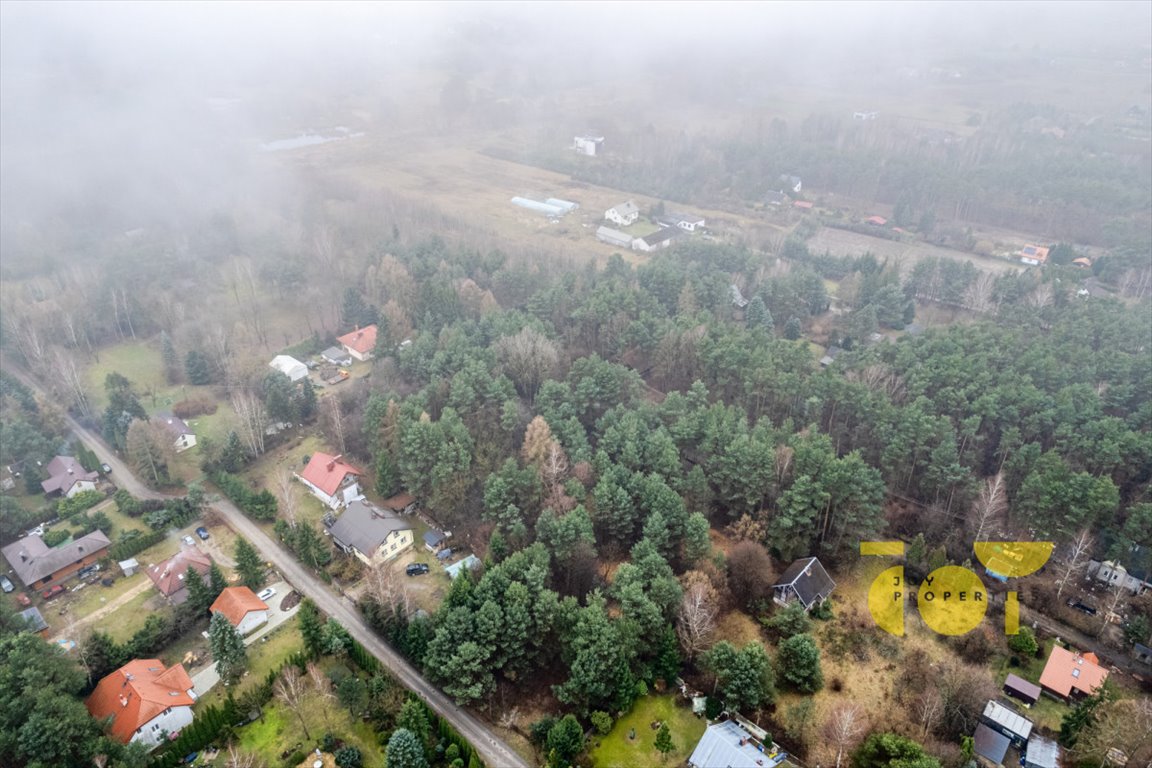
xmin=210 ymin=586 xmax=268 ymax=626
xmin=1039 ymin=646 xmax=1108 ymax=698
xmin=298 ymin=452 xmax=364 ymax=497
xmin=865 ymin=215 xmax=888 ymax=225
xmin=86 ymin=660 xmax=196 ymax=743
xmin=337 ymin=325 xmax=378 ymax=355
xmin=793 ymin=201 xmax=814 ymax=209
xmin=147 ymin=549 xmax=212 ymax=598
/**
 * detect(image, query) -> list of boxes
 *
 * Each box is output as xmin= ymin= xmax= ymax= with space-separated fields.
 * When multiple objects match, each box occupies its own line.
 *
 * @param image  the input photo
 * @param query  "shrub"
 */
xmin=42 ymin=529 xmax=69 ymax=547
xmin=590 ymin=711 xmax=613 ymax=736
xmin=334 ymin=746 xmax=362 ymax=768
xmin=529 ymin=716 xmax=557 ymax=747
xmin=109 ymin=529 xmax=166 ymax=561
xmin=172 ymin=395 xmax=218 ymax=419
xmin=58 ymin=490 xmax=105 ymax=519
xmin=1007 ymin=627 xmax=1038 ymax=656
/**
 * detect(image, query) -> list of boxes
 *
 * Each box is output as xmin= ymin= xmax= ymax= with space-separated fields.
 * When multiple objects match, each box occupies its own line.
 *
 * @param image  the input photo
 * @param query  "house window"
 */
xmin=1072 ymin=669 xmax=1081 ymax=678
xmin=152 ymin=723 xmax=161 ymax=731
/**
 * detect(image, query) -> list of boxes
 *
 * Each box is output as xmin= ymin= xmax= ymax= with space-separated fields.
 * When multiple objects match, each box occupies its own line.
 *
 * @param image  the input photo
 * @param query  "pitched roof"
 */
xmin=608 ymin=200 xmax=638 ymax=217
xmin=1019 ymin=244 xmax=1050 ymax=263
xmin=445 ymin=554 xmax=481 ymax=579
xmin=1039 ymin=645 xmax=1109 ymax=698
xmin=321 ymin=346 xmax=352 ymax=363
xmin=146 ymin=548 xmax=212 ymax=598
xmin=423 ymin=530 xmax=447 ymax=548
xmin=688 ymin=720 xmax=785 ymax=768
xmin=597 ymin=226 xmax=634 ymax=247
xmin=40 ymin=455 xmax=99 ymax=494
xmin=153 ymin=412 xmax=193 ymax=437
xmin=641 ymin=228 xmax=683 ymax=247
xmin=774 ymin=557 xmax=836 ymax=607
xmin=660 ymin=212 xmax=705 ymax=226
xmin=298 ymin=452 xmax=364 ymax=497
xmin=210 ymin=586 xmax=268 ymax=626
xmin=329 ymin=499 xmax=413 ymax=557
xmin=793 ymin=200 xmax=814 ymax=209
xmin=86 ymin=660 xmax=196 ymax=743
xmin=982 ymin=699 xmax=1033 ymax=740
xmin=1003 ymin=673 xmax=1042 ymax=702
xmin=864 ymin=215 xmax=888 ymax=225
xmin=973 ymin=723 xmax=1011 ymax=766
xmin=2 ymin=530 xmax=111 ymax=586
xmin=337 ymin=325 xmax=378 ymax=355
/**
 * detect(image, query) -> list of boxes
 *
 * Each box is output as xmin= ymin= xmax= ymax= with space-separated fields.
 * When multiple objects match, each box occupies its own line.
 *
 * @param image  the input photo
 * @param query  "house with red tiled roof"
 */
xmin=86 ymin=660 xmax=197 ymax=748
xmin=1039 ymin=646 xmax=1109 ymax=700
xmin=294 ymin=451 xmax=364 ymax=509
xmin=1018 ymin=244 xmax=1050 ymax=266
xmin=210 ymin=586 xmax=269 ymax=634
xmin=146 ymin=548 xmax=212 ymax=605
xmin=337 ymin=324 xmax=378 ymax=362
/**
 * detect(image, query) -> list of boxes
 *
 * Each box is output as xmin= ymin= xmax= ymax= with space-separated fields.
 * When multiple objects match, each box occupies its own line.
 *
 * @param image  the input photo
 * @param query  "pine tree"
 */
xmin=385 ymin=728 xmax=428 ymax=768
xmin=396 ymin=699 xmax=432 ymax=749
xmin=298 ymin=599 xmax=325 ymax=658
xmin=745 ymin=296 xmax=773 ymax=332
xmin=234 ymin=537 xmax=265 ymax=590
xmin=783 ymin=316 xmax=803 ymax=340
xmin=185 ymin=566 xmax=213 ymax=614
xmin=160 ymin=331 xmax=180 ymax=383
xmin=185 ymin=349 xmax=212 ymax=385
xmin=375 ymin=451 xmax=399 ymax=497
xmin=207 ymin=563 xmax=228 ymax=600
xmin=208 ymin=612 xmax=247 ymax=682
xmin=220 ymin=431 xmax=249 ymax=473
xmin=654 ymin=722 xmax=674 ymax=763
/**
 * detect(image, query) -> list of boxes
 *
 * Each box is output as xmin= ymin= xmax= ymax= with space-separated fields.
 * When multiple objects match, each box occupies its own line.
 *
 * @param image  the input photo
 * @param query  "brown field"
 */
xmin=806 ymin=227 xmax=1024 ymax=275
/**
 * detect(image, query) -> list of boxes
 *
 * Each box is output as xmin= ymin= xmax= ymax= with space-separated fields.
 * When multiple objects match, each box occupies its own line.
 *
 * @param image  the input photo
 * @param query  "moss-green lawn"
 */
xmin=590 ymin=695 xmax=706 ymax=768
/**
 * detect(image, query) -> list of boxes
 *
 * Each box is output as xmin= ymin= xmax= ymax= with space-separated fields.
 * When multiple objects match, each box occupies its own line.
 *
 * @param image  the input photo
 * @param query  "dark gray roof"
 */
xmin=1025 ymin=737 xmax=1060 ymax=768
xmin=659 ymin=212 xmax=705 ymax=226
xmin=154 ymin=412 xmax=193 ymax=437
xmin=423 ymin=530 xmax=446 ymax=547
xmin=329 ymin=499 xmax=412 ymax=556
xmin=19 ymin=607 xmax=48 ymax=633
xmin=597 ymin=226 xmax=634 ymax=247
xmin=1003 ymin=673 xmax=1041 ymax=702
xmin=321 ymin=346 xmax=352 ymax=362
xmin=973 ymin=724 xmax=1010 ymax=766
xmin=2 ymin=530 xmax=112 ymax=586
xmin=774 ymin=557 xmax=836 ymax=607
xmin=641 ymin=228 xmax=683 ymax=246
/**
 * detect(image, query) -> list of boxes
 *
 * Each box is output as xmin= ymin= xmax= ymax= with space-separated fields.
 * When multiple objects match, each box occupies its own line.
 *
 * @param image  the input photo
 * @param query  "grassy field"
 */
xmin=197 ymin=616 xmax=303 ymax=709
xmin=220 ymin=698 xmax=384 ymax=768
xmin=101 ymin=590 xmax=164 ymax=643
xmin=589 ymin=695 xmax=706 ymax=768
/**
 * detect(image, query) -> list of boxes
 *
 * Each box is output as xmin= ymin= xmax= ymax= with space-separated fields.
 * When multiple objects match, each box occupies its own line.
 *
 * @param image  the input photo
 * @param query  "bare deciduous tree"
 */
xmin=822 ymin=703 xmax=867 ymax=768
xmin=325 ymin=395 xmax=346 ymax=454
xmin=307 ymin=661 xmax=334 ymax=729
xmin=364 ymin=560 xmax=411 ymax=618
xmin=274 ymin=666 xmax=312 ymax=741
xmin=1055 ymin=529 xmax=1095 ymax=600
xmin=225 ymin=744 xmax=265 ymax=768
xmin=276 ymin=469 xmax=300 ymax=526
xmin=1098 ymin=581 xmax=1130 ymax=637
xmin=676 ymin=572 xmax=720 ymax=660
xmin=968 ymin=472 xmax=1006 ymax=542
xmin=231 ymin=390 xmax=268 ymax=456
xmin=495 ymin=327 xmax=559 ymax=404
xmin=126 ymin=419 xmax=175 ymax=487
xmin=51 ymin=348 xmax=93 ymax=418
xmin=914 ymin=689 xmax=944 ymax=739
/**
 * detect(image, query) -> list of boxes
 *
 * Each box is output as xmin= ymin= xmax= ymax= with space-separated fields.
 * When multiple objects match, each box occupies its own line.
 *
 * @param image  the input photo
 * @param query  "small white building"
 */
xmin=1088 ymin=559 xmax=1151 ymax=595
xmin=268 ymin=355 xmax=309 ymax=382
xmin=154 ymin=412 xmax=196 ymax=453
xmin=597 ymin=226 xmax=635 ymax=249
xmin=658 ymin=212 xmax=706 ymax=232
xmin=605 ymin=201 xmax=639 ymax=227
xmin=573 ymin=134 xmax=604 ymax=156
xmin=210 ymin=586 xmax=270 ymax=635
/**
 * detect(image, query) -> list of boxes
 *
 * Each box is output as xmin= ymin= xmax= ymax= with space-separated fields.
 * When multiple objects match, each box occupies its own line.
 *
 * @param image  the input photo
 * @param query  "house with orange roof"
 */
xmin=294 ymin=451 xmax=365 ymax=509
xmin=1038 ymin=646 xmax=1109 ymax=701
xmin=1018 ymin=244 xmax=1050 ymax=266
xmin=86 ymin=659 xmax=197 ymax=749
xmin=337 ymin=324 xmax=378 ymax=362
xmin=210 ymin=586 xmax=269 ymax=634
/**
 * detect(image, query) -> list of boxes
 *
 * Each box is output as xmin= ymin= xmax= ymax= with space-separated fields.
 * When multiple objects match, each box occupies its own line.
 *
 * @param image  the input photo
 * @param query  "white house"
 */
xmin=605 ymin=201 xmax=639 ymax=226
xmin=210 ymin=586 xmax=270 ymax=635
xmin=295 ymin=451 xmax=364 ymax=509
xmin=337 ymin=324 xmax=378 ymax=362
xmin=86 ymin=660 xmax=198 ymax=749
xmin=1088 ymin=559 xmax=1151 ymax=595
xmin=573 ymin=134 xmax=604 ymax=156
xmin=268 ymin=355 xmax=308 ymax=382
xmin=154 ymin=412 xmax=196 ymax=453
xmin=658 ymin=212 xmax=706 ymax=232
xmin=632 ymin=228 xmax=681 ymax=252
xmin=39 ymin=455 xmax=99 ymax=498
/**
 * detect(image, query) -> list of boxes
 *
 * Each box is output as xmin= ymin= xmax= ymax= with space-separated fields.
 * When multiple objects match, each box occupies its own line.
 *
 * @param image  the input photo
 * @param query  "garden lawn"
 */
xmin=85 ymin=499 xmax=149 ymax=539
xmin=590 ymin=695 xmax=705 ymax=768
xmin=97 ymin=590 xmax=162 ymax=643
xmin=197 ymin=616 xmax=303 ymax=709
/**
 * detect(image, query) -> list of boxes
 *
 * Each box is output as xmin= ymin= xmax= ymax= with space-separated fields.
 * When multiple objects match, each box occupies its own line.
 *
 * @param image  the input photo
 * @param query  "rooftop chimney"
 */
xmin=119 ymin=695 xmax=128 ymax=707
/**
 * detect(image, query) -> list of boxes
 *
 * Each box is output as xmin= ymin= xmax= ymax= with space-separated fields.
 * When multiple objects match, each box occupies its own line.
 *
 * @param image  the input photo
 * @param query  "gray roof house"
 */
xmin=633 ymin=227 xmax=683 ymax=252
xmin=688 ymin=720 xmax=793 ymax=768
xmin=40 ymin=455 xmax=99 ymax=496
xmin=2 ymin=530 xmax=112 ymax=588
xmin=1024 ymin=737 xmax=1061 ymax=768
xmin=604 ymin=201 xmax=640 ymax=226
xmin=773 ymin=557 xmax=835 ymax=610
xmin=19 ymin=606 xmax=49 ymax=635
xmin=597 ymin=226 xmax=635 ymax=249
xmin=321 ymin=346 xmax=353 ymax=366
xmin=1003 ymin=673 xmax=1042 ymax=706
xmin=980 ymin=700 xmax=1033 ymax=748
xmin=973 ymin=723 xmax=1011 ymax=768
xmin=329 ymin=499 xmax=414 ymax=566
xmin=423 ymin=530 xmax=447 ymax=553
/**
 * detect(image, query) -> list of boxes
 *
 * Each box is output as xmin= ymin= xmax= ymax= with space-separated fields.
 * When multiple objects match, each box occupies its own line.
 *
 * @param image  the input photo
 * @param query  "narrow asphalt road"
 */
xmin=6 ymin=365 xmax=531 ymax=768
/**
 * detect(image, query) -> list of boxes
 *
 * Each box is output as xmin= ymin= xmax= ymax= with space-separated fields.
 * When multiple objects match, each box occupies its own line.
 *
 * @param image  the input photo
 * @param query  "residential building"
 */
xmin=730 ymin=285 xmax=750 ymax=308
xmin=779 ymin=174 xmax=802 ymax=193
xmin=2 ymin=530 xmax=111 ymax=589
xmin=40 ymin=455 xmax=99 ymax=498
xmin=597 ymin=226 xmax=635 ymax=249
xmin=423 ymin=530 xmax=448 ymax=553
xmin=688 ymin=720 xmax=795 ymax=768
xmin=268 ymin=355 xmax=309 ymax=382
xmin=864 ymin=215 xmax=888 ymax=226
xmin=337 ymin=325 xmax=378 ymax=362
xmin=329 ymin=498 xmax=415 ymax=566
xmin=1024 ymin=737 xmax=1061 ymax=768
xmin=793 ymin=200 xmax=814 ymax=211
xmin=573 ymin=134 xmax=604 ymax=156
xmin=295 ymin=451 xmax=364 ymax=510
xmin=1089 ymin=558 xmax=1151 ymax=595
xmin=658 ymin=212 xmax=706 ymax=231
xmin=86 ymin=660 xmax=197 ymax=749
xmin=1003 ymin=673 xmax=1041 ymax=707
xmin=321 ymin=346 xmax=353 ymax=367
xmin=980 ymin=700 xmax=1033 ymax=747
xmin=146 ymin=548 xmax=212 ymax=606
xmin=1039 ymin=646 xmax=1109 ymax=701
xmin=1018 ymin=244 xmax=1050 ymax=266
xmin=605 ymin=201 xmax=639 ymax=226
xmin=210 ymin=586 xmax=269 ymax=635
xmin=773 ymin=557 xmax=836 ymax=610
xmin=154 ymin=412 xmax=196 ymax=453
xmin=972 ymin=724 xmax=1011 ymax=768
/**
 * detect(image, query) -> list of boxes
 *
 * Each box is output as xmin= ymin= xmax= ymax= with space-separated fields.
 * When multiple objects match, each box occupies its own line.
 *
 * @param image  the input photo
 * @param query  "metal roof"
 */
xmin=982 ymin=700 xmax=1033 ymax=739
xmin=973 ymin=724 xmax=1010 ymax=766
xmin=1025 ymin=737 xmax=1060 ymax=768
xmin=688 ymin=721 xmax=790 ymax=768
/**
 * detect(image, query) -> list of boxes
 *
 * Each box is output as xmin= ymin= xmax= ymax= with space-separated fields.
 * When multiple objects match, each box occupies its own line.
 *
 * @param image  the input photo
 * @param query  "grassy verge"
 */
xmin=590 ymin=695 xmax=705 ymax=768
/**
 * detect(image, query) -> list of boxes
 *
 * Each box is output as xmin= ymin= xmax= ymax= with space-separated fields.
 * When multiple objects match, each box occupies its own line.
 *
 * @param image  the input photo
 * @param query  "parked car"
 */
xmin=42 ymin=585 xmax=65 ymax=600
xmin=1067 ymin=599 xmax=1098 ymax=615
xmin=257 ymin=587 xmax=276 ymax=602
xmin=0 ymin=575 xmax=13 ymax=593
xmin=182 ymin=535 xmax=196 ymax=546
xmin=100 ymin=463 xmax=112 ymax=474
xmin=406 ymin=563 xmax=430 ymax=577
xmin=78 ymin=564 xmax=101 ymax=579
xmin=195 ymin=526 xmax=210 ymax=540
